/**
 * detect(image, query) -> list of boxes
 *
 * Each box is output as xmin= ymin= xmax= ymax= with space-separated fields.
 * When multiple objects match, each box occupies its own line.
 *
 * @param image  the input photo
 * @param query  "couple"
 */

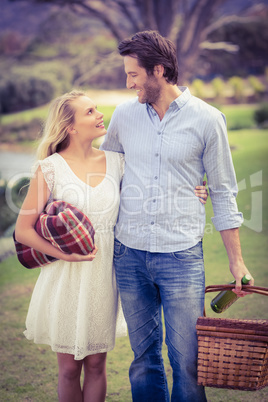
xmin=15 ymin=31 xmax=253 ymax=402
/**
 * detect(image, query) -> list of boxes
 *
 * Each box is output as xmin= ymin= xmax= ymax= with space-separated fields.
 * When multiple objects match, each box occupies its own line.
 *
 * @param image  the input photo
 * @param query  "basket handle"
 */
xmin=203 ymin=285 xmax=268 ymax=317
xmin=205 ymin=284 xmax=268 ymax=296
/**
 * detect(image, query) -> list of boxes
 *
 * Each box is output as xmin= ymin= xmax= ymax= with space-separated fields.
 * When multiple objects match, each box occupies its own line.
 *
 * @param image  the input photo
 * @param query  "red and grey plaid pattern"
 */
xmin=13 ymin=200 xmax=95 ymax=269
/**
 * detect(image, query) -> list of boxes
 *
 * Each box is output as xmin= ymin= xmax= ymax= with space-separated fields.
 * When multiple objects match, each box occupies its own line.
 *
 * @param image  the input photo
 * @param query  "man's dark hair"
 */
xmin=118 ymin=30 xmax=179 ymax=85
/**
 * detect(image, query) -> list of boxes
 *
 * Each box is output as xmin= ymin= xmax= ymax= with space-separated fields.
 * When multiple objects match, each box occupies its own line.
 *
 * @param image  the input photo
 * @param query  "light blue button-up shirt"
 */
xmin=101 ymin=87 xmax=243 ymax=252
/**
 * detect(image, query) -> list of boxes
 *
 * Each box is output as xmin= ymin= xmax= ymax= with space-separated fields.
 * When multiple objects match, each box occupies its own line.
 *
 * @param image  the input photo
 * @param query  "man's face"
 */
xmin=124 ymin=55 xmax=161 ymax=104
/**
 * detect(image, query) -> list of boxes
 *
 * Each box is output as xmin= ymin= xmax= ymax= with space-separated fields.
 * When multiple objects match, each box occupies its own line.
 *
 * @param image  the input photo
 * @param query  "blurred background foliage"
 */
xmin=0 ymin=0 xmax=267 ymax=113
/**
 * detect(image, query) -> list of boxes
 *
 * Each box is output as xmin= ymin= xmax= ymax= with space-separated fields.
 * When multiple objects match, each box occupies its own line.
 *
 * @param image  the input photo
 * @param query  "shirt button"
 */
xmin=154 ymin=176 xmax=158 ymax=180
xmin=153 ymin=199 xmax=156 ymax=203
xmin=155 ymin=153 xmax=159 ymax=157
xmin=151 ymin=221 xmax=154 ymax=225
xmin=158 ymin=131 xmax=161 ymax=135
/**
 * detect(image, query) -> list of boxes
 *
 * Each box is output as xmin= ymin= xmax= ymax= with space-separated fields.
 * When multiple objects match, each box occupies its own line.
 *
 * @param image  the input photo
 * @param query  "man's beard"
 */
xmin=139 ymin=76 xmax=161 ymax=104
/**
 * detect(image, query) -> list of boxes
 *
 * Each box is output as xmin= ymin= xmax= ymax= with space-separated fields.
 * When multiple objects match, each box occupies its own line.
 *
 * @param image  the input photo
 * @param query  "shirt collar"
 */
xmin=146 ymin=86 xmax=191 ymax=113
xmin=171 ymin=86 xmax=191 ymax=110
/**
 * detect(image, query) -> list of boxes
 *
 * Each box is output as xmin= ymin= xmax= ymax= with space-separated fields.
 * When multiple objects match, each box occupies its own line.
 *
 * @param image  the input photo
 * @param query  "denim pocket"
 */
xmin=114 ymin=238 xmax=127 ymax=258
xmin=172 ymin=241 xmax=203 ymax=261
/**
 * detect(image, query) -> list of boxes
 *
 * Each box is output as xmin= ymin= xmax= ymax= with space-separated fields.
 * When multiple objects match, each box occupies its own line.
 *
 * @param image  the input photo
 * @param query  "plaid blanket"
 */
xmin=13 ymin=200 xmax=95 ymax=269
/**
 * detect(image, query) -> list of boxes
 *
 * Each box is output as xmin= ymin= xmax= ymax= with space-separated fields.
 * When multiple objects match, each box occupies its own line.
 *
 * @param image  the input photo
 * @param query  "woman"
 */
xmin=15 ymin=90 xmax=208 ymax=401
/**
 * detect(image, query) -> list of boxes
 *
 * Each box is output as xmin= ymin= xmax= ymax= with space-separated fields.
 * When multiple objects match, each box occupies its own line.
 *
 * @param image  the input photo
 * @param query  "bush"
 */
xmin=191 ymin=79 xmax=205 ymax=98
xmin=11 ymin=60 xmax=74 ymax=100
xmin=0 ymin=74 xmax=54 ymax=114
xmin=222 ymin=104 xmax=256 ymax=130
xmin=211 ymin=77 xmax=225 ymax=98
xmin=228 ymin=76 xmax=244 ymax=102
xmin=0 ymin=177 xmax=29 ymax=235
xmin=248 ymin=76 xmax=265 ymax=99
xmin=0 ymin=119 xmax=42 ymax=143
xmin=254 ymin=103 xmax=268 ymax=126
xmin=11 ymin=177 xmax=30 ymax=205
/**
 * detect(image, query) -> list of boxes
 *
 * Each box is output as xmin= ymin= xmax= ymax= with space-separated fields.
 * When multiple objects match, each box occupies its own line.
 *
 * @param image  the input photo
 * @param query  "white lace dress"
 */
xmin=24 ymin=151 xmax=127 ymax=360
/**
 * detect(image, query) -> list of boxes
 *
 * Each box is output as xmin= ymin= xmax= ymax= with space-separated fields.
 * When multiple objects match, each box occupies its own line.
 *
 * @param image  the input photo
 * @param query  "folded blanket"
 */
xmin=13 ymin=200 xmax=95 ymax=269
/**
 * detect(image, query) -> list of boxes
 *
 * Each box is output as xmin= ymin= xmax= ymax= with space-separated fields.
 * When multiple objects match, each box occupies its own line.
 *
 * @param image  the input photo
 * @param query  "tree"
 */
xmin=10 ymin=0 xmax=268 ymax=81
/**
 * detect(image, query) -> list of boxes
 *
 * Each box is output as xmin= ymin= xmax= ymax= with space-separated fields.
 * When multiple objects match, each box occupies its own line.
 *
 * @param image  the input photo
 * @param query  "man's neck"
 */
xmin=150 ymin=85 xmax=182 ymax=121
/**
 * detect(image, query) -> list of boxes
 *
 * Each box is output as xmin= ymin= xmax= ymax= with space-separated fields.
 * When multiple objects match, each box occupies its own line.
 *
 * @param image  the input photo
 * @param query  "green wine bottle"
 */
xmin=210 ymin=274 xmax=251 ymax=313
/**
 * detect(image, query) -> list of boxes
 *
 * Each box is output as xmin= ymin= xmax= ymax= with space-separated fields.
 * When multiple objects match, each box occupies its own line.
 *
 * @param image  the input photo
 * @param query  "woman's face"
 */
xmin=71 ymin=96 xmax=107 ymax=141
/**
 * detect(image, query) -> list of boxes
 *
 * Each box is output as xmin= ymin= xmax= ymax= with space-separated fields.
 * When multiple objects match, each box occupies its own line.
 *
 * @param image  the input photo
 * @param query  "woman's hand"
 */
xmin=195 ymin=181 xmax=208 ymax=204
xmin=64 ymin=246 xmax=98 ymax=262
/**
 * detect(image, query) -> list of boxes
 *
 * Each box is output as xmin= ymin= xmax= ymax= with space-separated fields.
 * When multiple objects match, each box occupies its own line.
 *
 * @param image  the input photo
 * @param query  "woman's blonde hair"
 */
xmin=36 ymin=90 xmax=86 ymax=160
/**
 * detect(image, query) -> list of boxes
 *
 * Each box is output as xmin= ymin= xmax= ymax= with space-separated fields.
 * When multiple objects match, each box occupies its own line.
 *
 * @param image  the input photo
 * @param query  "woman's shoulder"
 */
xmin=31 ymin=154 xmax=60 ymax=192
xmin=31 ymin=153 xmax=61 ymax=177
xmin=34 ymin=153 xmax=58 ymax=165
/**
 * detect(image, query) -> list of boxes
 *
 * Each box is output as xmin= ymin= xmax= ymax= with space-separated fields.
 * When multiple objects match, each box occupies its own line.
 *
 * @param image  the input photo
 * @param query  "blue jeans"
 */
xmin=114 ymin=239 xmax=207 ymax=402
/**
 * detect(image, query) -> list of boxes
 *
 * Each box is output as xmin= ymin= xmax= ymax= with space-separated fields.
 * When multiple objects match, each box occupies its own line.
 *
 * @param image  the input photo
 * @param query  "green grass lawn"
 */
xmin=221 ymin=104 xmax=258 ymax=130
xmin=0 ymin=124 xmax=267 ymax=399
xmin=0 ymin=101 xmax=115 ymax=129
xmin=0 ymin=94 xmax=260 ymax=130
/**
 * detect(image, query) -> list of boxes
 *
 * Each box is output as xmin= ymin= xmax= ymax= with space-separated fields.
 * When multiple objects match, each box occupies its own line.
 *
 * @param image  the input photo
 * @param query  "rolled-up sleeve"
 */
xmin=203 ymin=114 xmax=243 ymax=231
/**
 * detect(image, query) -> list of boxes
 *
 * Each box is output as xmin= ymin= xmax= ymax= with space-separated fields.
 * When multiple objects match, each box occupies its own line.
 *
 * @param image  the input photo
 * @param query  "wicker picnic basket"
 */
xmin=196 ymin=285 xmax=268 ymax=391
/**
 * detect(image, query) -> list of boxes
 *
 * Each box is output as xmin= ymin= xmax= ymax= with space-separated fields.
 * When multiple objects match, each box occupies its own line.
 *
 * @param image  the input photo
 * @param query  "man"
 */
xmin=101 ymin=30 xmax=254 ymax=401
